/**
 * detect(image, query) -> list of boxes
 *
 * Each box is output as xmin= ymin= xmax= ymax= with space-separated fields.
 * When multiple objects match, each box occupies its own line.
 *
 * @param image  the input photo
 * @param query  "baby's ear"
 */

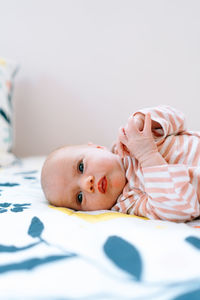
xmin=87 ymin=142 xmax=106 ymax=150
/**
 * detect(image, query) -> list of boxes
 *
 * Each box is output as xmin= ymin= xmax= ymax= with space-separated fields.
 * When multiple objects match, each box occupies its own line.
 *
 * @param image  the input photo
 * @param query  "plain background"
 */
xmin=0 ymin=0 xmax=200 ymax=157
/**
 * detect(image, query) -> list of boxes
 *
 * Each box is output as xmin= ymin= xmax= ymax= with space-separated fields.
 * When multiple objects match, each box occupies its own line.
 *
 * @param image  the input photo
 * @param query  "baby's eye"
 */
xmin=77 ymin=192 xmax=83 ymax=204
xmin=78 ymin=161 xmax=84 ymax=173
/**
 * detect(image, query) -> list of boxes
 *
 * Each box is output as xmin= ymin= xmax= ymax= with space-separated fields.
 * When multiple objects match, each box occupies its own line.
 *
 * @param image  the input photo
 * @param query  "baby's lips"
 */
xmin=98 ymin=176 xmax=107 ymax=193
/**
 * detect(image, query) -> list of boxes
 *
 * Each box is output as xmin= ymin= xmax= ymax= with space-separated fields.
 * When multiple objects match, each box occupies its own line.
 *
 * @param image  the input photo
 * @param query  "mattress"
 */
xmin=0 ymin=156 xmax=200 ymax=300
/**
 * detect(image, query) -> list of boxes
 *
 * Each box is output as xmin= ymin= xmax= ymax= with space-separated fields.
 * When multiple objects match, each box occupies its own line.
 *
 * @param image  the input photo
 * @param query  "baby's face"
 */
xmin=43 ymin=145 xmax=126 ymax=211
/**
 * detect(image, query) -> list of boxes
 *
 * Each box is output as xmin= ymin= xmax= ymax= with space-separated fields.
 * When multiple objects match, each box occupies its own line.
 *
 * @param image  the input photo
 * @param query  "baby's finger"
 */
xmin=126 ymin=116 xmax=139 ymax=134
xmin=118 ymin=127 xmax=128 ymax=144
xmin=116 ymin=140 xmax=124 ymax=157
xmin=143 ymin=112 xmax=152 ymax=133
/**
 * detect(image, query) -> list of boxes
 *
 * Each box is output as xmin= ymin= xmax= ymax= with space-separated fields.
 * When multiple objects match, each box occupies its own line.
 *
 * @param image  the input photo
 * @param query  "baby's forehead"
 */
xmin=54 ymin=145 xmax=89 ymax=163
xmin=61 ymin=145 xmax=89 ymax=155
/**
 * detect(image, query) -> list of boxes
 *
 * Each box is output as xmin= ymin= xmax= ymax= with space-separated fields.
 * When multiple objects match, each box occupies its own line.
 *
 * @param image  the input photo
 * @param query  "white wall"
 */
xmin=0 ymin=0 xmax=200 ymax=157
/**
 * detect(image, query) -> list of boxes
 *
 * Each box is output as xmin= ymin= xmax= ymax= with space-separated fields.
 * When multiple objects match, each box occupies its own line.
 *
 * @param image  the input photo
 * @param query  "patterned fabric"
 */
xmin=112 ymin=105 xmax=200 ymax=222
xmin=0 ymin=57 xmax=18 ymax=166
xmin=1 ymin=156 xmax=200 ymax=300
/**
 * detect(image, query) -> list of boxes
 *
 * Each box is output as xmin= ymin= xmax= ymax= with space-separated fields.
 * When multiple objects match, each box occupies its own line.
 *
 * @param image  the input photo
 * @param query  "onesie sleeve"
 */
xmin=127 ymin=164 xmax=200 ymax=222
xmin=133 ymin=105 xmax=187 ymax=141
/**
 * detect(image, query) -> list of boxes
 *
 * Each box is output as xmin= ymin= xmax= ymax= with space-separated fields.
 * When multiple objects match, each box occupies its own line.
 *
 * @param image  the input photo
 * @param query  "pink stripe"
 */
xmin=168 ymin=106 xmax=185 ymax=131
xmin=143 ymin=165 xmax=169 ymax=173
xmin=134 ymin=161 xmax=142 ymax=188
xmin=174 ymin=189 xmax=196 ymax=210
xmin=191 ymin=140 xmax=200 ymax=166
xmin=174 ymin=181 xmax=188 ymax=189
xmin=183 ymin=139 xmax=193 ymax=164
xmin=150 ymin=196 xmax=179 ymax=203
xmin=162 ymin=138 xmax=176 ymax=159
xmin=155 ymin=207 xmax=189 ymax=216
xmin=155 ymin=110 xmax=170 ymax=135
xmin=146 ymin=187 xmax=175 ymax=193
xmin=134 ymin=197 xmax=144 ymax=215
xmin=144 ymin=177 xmax=172 ymax=183
xmin=188 ymin=168 xmax=194 ymax=183
xmin=120 ymin=200 xmax=127 ymax=213
xmin=173 ymin=136 xmax=184 ymax=164
xmin=170 ymin=170 xmax=187 ymax=177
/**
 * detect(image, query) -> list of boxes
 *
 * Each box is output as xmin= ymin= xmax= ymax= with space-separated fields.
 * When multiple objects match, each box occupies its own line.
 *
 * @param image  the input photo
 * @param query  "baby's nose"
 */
xmin=81 ymin=175 xmax=95 ymax=193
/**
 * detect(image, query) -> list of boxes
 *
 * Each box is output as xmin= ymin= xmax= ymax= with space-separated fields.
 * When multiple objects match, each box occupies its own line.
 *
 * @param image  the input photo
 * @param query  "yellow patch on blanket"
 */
xmin=49 ymin=205 xmax=147 ymax=223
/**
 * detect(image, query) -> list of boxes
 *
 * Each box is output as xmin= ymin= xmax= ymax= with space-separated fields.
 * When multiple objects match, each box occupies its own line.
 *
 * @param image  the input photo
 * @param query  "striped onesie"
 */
xmin=111 ymin=105 xmax=200 ymax=222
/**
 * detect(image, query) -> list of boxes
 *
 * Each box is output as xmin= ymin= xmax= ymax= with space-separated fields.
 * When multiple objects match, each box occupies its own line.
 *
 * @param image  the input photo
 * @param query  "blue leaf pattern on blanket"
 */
xmin=0 ymin=202 xmax=11 ymax=207
xmin=185 ymin=236 xmax=200 ymax=250
xmin=174 ymin=288 xmax=200 ymax=300
xmin=28 ymin=216 xmax=44 ymax=238
xmin=103 ymin=235 xmax=142 ymax=281
xmin=0 ymin=182 xmax=20 ymax=187
xmin=0 ymin=242 xmax=41 ymax=253
xmin=0 ymin=255 xmax=74 ymax=274
xmin=0 ymin=203 xmax=31 ymax=213
xmin=0 ymin=216 xmax=77 ymax=275
xmin=0 ymin=108 xmax=10 ymax=124
xmin=14 ymin=170 xmax=38 ymax=175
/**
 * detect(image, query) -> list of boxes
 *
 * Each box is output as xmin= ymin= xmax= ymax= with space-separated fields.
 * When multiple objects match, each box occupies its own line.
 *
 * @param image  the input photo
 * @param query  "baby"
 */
xmin=41 ymin=105 xmax=200 ymax=223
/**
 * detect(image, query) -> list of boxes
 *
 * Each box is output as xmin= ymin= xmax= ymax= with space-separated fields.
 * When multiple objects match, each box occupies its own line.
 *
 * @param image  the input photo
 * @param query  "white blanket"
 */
xmin=0 ymin=157 xmax=200 ymax=300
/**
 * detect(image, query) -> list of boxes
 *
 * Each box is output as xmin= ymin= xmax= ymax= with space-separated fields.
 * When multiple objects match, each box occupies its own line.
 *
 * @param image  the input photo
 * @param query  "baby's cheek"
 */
xmin=112 ymin=178 xmax=121 ymax=187
xmin=111 ymin=177 xmax=125 ymax=190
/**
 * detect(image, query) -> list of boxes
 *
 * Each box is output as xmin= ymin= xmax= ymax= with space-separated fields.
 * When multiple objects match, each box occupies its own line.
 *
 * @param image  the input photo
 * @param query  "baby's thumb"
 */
xmin=144 ymin=113 xmax=152 ymax=132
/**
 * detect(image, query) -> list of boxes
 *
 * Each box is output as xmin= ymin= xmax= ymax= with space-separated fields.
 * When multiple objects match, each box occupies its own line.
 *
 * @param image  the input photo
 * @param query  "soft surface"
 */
xmin=0 ymin=157 xmax=200 ymax=300
xmin=0 ymin=57 xmax=18 ymax=166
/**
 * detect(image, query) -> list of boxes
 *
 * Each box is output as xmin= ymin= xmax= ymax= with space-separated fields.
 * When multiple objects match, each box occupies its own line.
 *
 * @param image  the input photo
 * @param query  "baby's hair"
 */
xmin=41 ymin=145 xmax=70 ymax=205
xmin=41 ymin=144 xmax=89 ymax=206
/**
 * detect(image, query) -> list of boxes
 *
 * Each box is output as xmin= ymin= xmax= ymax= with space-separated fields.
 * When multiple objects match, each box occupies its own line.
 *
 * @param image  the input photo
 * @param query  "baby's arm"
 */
xmin=120 ymin=164 xmax=200 ymax=222
xmin=113 ymin=106 xmax=199 ymax=222
xmin=113 ymin=158 xmax=200 ymax=223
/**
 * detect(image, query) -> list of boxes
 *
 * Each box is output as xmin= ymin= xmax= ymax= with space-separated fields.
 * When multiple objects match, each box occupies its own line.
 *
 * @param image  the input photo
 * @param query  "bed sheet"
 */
xmin=0 ymin=157 xmax=200 ymax=300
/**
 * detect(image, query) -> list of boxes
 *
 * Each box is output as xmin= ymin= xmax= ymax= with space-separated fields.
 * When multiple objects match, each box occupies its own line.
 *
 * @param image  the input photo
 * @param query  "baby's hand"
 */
xmin=117 ymin=113 xmax=158 ymax=163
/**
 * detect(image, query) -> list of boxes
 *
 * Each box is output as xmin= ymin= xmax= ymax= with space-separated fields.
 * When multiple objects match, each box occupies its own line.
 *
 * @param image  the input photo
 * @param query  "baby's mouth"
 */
xmin=98 ymin=176 xmax=107 ymax=193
